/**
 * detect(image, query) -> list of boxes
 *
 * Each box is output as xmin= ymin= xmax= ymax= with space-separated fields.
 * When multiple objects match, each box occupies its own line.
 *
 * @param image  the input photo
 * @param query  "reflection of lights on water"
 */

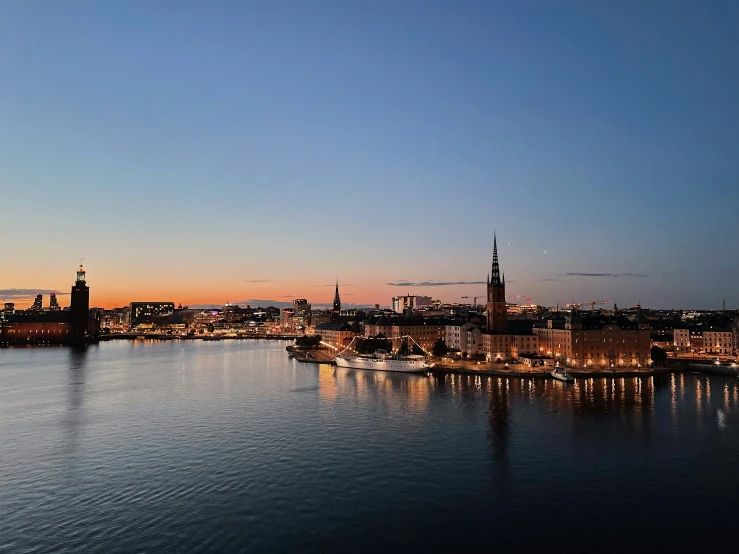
xmin=724 ymin=383 xmax=730 ymax=409
xmin=717 ymin=409 xmax=726 ymax=430
xmin=705 ymin=379 xmax=711 ymax=404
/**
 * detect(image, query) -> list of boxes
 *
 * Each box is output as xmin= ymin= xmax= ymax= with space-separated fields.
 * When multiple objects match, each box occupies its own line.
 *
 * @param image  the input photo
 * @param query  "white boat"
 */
xmin=551 ymin=367 xmax=575 ymax=382
xmin=335 ymin=349 xmax=433 ymax=373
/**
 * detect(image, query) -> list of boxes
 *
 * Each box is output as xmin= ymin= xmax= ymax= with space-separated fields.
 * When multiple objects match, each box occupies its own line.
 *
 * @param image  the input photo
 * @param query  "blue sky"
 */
xmin=1 ymin=0 xmax=737 ymax=309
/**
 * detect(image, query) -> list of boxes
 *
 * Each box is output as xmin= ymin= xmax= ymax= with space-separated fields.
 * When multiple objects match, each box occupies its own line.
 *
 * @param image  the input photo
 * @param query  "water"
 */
xmin=1 ymin=341 xmax=738 ymax=552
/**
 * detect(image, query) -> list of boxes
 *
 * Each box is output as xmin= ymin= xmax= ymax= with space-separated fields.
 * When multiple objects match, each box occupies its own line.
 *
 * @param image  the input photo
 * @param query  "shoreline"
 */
xmin=291 ymin=350 xmax=737 ymax=378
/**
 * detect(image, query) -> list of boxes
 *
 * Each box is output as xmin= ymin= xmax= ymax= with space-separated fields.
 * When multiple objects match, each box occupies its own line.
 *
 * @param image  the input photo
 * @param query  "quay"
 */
xmin=99 ymin=334 xmax=300 ymax=341
xmin=290 ymin=351 xmax=738 ymax=378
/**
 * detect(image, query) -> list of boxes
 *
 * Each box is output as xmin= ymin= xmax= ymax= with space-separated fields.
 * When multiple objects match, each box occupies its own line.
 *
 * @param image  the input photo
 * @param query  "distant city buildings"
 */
xmin=49 ymin=292 xmax=60 ymax=311
xmin=392 ymin=295 xmax=432 ymax=314
xmin=2 ymin=239 xmax=736 ymax=365
xmin=292 ymin=299 xmax=311 ymax=327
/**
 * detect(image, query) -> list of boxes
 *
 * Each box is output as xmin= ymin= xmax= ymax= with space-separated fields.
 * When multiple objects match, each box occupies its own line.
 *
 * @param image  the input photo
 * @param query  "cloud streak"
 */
xmin=0 ymin=288 xmax=70 ymax=299
xmin=387 ymin=280 xmax=486 ymax=287
xmin=558 ymin=273 xmax=648 ymax=278
xmin=244 ymin=279 xmax=275 ymax=283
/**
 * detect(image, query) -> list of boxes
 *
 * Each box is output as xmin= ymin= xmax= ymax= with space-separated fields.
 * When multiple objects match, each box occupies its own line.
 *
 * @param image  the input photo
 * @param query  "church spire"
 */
xmin=332 ymin=279 xmax=341 ymax=312
xmin=491 ymin=232 xmax=502 ymax=286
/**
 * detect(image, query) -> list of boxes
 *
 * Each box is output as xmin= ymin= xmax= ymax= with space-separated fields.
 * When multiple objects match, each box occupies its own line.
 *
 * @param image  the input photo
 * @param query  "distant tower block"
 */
xmin=486 ymin=232 xmax=507 ymax=332
xmin=49 ymin=292 xmax=60 ymax=311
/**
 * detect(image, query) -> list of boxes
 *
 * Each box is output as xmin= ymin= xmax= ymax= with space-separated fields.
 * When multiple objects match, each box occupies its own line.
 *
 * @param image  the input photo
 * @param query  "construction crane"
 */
xmin=461 ymin=296 xmax=481 ymax=307
xmin=586 ymin=298 xmax=613 ymax=310
xmin=567 ymin=298 xmax=613 ymax=311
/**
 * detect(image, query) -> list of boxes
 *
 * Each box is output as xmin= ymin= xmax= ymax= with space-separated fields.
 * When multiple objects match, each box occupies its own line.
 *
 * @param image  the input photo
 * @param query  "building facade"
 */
xmin=363 ymin=317 xmax=395 ymax=339
xmin=703 ymin=327 xmax=733 ymax=356
xmin=445 ymin=322 xmax=476 ymax=356
xmin=129 ymin=302 xmax=175 ymax=327
xmin=673 ymin=328 xmax=690 ymax=352
xmin=482 ymin=332 xmax=511 ymax=361
xmin=391 ymin=321 xmax=445 ymax=352
xmin=533 ymin=311 xmax=652 ymax=369
xmin=314 ymin=322 xmax=356 ymax=349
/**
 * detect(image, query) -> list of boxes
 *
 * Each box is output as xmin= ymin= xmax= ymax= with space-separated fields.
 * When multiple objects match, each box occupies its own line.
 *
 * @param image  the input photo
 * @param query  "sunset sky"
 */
xmin=1 ymin=1 xmax=737 ymax=310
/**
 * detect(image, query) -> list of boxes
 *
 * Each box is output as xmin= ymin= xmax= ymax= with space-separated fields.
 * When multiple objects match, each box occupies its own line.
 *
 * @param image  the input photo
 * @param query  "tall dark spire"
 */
xmin=491 ymin=232 xmax=502 ymax=286
xmin=332 ymin=279 xmax=341 ymax=312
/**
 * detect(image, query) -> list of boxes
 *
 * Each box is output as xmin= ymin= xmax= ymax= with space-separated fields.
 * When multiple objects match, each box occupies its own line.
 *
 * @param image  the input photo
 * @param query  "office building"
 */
xmin=392 ymin=295 xmax=433 ymax=314
xmin=129 ymin=302 xmax=175 ymax=327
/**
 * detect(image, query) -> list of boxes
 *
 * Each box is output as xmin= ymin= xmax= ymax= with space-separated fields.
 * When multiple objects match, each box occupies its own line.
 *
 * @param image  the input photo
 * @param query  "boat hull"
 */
xmin=335 ymin=355 xmax=431 ymax=373
xmin=551 ymin=371 xmax=574 ymax=382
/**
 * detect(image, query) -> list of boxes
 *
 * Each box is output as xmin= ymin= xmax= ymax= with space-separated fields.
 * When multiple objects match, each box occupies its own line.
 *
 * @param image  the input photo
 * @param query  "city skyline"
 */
xmin=2 ymin=1 xmax=737 ymax=309
xmin=0 ymin=249 xmax=735 ymax=312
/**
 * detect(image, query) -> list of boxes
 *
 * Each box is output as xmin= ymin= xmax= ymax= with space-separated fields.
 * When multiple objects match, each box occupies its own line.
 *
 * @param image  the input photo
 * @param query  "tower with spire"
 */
xmin=332 ymin=279 xmax=341 ymax=313
xmin=70 ymin=264 xmax=90 ymax=342
xmin=486 ymin=233 xmax=507 ymax=332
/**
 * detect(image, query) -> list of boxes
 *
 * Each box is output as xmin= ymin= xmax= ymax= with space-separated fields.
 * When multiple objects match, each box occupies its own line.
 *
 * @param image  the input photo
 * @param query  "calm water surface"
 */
xmin=1 ymin=341 xmax=738 ymax=552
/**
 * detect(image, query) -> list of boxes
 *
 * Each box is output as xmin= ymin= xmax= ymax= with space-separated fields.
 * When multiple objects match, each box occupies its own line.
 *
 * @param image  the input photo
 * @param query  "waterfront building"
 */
xmin=482 ymin=332 xmax=511 ymax=361
xmin=1 ymin=265 xmax=97 ymax=345
xmin=70 ymin=265 xmax=91 ymax=341
xmin=129 ymin=302 xmax=175 ymax=327
xmin=444 ymin=322 xmax=476 ymax=357
xmin=674 ymin=328 xmax=690 ymax=352
xmin=533 ymin=309 xmax=651 ymax=369
xmin=390 ymin=320 xmax=445 ymax=352
xmin=392 ymin=295 xmax=433 ymax=314
xmin=703 ymin=325 xmax=733 ymax=356
xmin=314 ymin=322 xmax=355 ymax=349
xmin=363 ymin=317 xmax=395 ymax=339
xmin=510 ymin=333 xmax=538 ymax=359
xmin=485 ymin=233 xmax=507 ymax=332
xmin=31 ymin=294 xmax=43 ymax=312
xmin=3 ymin=302 xmax=14 ymax=316
xmin=480 ymin=330 xmax=538 ymax=362
xmin=465 ymin=325 xmax=483 ymax=358
xmin=689 ymin=329 xmax=703 ymax=353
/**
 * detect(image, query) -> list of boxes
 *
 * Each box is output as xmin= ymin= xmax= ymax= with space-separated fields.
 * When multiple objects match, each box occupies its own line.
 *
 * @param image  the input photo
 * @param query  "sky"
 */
xmin=1 ymin=0 xmax=737 ymax=310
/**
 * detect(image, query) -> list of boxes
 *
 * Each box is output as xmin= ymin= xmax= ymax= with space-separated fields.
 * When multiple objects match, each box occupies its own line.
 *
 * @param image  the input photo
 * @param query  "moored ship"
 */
xmin=335 ymin=349 xmax=433 ymax=373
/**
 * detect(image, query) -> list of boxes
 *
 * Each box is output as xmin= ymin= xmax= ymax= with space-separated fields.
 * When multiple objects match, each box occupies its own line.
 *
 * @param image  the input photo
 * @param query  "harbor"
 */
xmin=290 ymin=349 xmax=738 ymax=378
